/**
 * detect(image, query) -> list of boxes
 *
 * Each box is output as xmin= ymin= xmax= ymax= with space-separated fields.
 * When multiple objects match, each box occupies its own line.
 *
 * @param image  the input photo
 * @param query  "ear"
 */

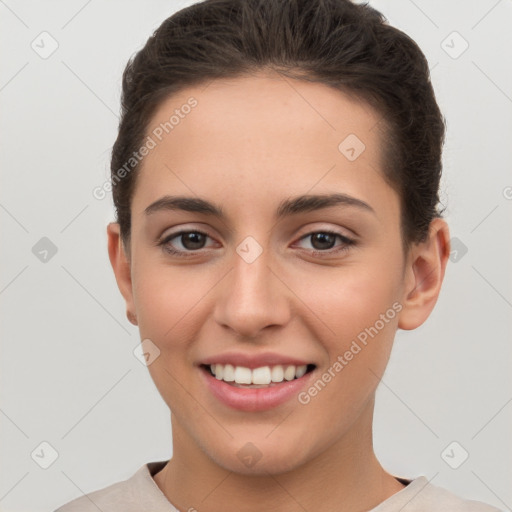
xmin=397 ymin=218 xmax=451 ymax=330
xmin=107 ymin=222 xmax=138 ymax=326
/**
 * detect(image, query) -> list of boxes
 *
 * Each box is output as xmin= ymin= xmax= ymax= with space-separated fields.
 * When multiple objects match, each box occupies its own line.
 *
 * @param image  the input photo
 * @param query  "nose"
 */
xmin=213 ymin=247 xmax=292 ymax=339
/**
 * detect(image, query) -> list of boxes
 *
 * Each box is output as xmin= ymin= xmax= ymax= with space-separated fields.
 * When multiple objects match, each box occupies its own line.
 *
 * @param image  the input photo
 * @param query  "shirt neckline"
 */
xmin=141 ymin=460 xmax=427 ymax=512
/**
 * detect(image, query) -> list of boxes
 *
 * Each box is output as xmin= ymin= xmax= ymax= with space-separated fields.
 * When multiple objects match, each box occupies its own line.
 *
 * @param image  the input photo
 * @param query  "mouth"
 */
xmin=199 ymin=363 xmax=317 ymax=388
xmin=199 ymin=361 xmax=318 ymax=411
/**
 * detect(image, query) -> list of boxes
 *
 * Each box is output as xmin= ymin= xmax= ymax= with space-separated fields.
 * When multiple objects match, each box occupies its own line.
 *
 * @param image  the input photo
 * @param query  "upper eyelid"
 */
xmin=160 ymin=221 xmax=356 ymax=238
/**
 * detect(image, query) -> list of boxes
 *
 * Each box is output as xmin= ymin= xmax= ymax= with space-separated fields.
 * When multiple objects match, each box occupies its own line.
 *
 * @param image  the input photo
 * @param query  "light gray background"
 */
xmin=1 ymin=1 xmax=511 ymax=511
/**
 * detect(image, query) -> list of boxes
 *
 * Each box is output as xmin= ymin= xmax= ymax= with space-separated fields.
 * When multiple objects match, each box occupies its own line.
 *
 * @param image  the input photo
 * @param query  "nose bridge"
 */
xmin=213 ymin=238 xmax=290 ymax=337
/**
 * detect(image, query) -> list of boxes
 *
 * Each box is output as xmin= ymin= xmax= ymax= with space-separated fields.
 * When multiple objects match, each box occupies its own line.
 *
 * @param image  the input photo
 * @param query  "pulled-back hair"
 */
xmin=110 ymin=0 xmax=445 ymax=253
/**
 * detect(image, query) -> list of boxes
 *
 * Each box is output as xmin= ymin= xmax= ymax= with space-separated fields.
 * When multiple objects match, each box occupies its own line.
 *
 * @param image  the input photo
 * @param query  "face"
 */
xmin=110 ymin=72 xmax=428 ymax=475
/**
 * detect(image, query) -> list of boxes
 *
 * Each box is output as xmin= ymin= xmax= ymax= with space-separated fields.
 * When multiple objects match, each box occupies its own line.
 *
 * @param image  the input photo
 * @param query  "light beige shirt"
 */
xmin=54 ymin=460 xmax=502 ymax=511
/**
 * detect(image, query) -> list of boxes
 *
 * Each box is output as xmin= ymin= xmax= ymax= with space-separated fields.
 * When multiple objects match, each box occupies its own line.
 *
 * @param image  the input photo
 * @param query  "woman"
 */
xmin=55 ymin=0 xmax=501 ymax=510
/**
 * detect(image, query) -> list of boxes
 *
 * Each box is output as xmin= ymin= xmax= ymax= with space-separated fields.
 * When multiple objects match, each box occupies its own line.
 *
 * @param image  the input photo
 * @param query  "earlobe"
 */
xmin=397 ymin=218 xmax=451 ymax=331
xmin=106 ymin=222 xmax=138 ymax=326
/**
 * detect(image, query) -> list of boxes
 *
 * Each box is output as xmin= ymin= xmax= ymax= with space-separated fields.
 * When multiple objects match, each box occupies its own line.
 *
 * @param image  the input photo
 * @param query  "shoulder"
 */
xmin=417 ymin=480 xmax=503 ymax=511
xmin=53 ymin=478 xmax=133 ymax=512
xmin=376 ymin=476 xmax=504 ymax=512
xmin=53 ymin=461 xmax=171 ymax=512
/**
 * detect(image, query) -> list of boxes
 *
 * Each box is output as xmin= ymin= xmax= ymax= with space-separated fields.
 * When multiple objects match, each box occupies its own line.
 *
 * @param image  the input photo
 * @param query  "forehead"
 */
xmin=132 ymin=72 xmax=395 ymax=220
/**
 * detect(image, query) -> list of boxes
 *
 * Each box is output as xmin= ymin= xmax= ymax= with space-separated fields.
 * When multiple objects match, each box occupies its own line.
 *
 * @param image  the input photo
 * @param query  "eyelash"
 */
xmin=158 ymin=229 xmax=355 ymax=258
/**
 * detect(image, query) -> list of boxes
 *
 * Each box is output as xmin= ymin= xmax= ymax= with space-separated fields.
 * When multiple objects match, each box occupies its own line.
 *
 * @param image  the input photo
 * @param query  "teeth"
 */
xmin=295 ymin=365 xmax=307 ymax=378
xmin=209 ymin=364 xmax=310 ymax=385
xmin=234 ymin=366 xmax=252 ymax=384
xmin=271 ymin=365 xmax=284 ymax=382
xmin=214 ymin=364 xmax=223 ymax=380
xmin=222 ymin=364 xmax=235 ymax=382
xmin=252 ymin=366 xmax=271 ymax=385
xmin=283 ymin=365 xmax=296 ymax=381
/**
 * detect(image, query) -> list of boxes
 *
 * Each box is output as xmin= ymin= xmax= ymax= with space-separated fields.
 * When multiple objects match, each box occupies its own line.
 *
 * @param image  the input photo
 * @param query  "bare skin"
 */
xmin=107 ymin=71 xmax=450 ymax=512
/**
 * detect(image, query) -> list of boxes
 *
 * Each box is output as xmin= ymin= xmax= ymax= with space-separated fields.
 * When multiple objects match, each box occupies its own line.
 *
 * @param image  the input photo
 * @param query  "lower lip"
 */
xmin=199 ymin=366 xmax=316 ymax=412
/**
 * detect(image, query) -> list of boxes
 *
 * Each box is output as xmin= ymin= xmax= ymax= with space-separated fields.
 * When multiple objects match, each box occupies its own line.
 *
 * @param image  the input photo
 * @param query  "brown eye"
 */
xmin=159 ymin=230 xmax=214 ymax=256
xmin=178 ymin=232 xmax=208 ymax=250
xmin=295 ymin=230 xmax=355 ymax=256
xmin=309 ymin=232 xmax=337 ymax=250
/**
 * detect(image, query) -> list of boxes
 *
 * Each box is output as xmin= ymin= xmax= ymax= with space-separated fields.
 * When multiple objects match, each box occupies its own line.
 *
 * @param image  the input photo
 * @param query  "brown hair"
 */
xmin=110 ymin=0 xmax=446 ymax=254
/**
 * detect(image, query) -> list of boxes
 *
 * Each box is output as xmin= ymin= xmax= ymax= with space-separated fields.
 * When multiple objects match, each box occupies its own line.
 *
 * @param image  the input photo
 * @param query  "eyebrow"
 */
xmin=144 ymin=193 xmax=375 ymax=219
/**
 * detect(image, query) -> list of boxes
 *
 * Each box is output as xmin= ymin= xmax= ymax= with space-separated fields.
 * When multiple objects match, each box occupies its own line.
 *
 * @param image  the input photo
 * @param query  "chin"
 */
xmin=208 ymin=438 xmax=312 ymax=476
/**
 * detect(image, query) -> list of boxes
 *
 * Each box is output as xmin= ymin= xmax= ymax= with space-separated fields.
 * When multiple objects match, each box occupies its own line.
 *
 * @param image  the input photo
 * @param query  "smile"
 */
xmin=199 ymin=363 xmax=318 ymax=412
xmin=203 ymin=363 xmax=316 ymax=387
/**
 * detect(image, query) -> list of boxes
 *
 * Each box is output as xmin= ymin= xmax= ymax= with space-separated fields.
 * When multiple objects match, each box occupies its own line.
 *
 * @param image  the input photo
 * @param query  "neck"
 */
xmin=154 ymin=398 xmax=405 ymax=512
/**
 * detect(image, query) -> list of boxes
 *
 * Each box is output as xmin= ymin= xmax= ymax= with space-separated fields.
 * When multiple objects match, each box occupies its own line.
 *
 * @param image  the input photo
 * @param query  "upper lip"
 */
xmin=199 ymin=351 xmax=315 ymax=369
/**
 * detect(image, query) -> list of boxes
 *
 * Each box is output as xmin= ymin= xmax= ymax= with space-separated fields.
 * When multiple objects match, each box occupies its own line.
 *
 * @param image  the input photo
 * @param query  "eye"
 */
xmin=295 ymin=230 xmax=355 ymax=256
xmin=158 ymin=230 xmax=216 ymax=257
xmin=158 ymin=228 xmax=355 ymax=258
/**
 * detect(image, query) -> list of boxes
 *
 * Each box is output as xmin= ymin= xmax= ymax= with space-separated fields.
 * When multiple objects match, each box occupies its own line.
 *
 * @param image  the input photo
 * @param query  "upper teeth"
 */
xmin=210 ymin=364 xmax=308 ymax=384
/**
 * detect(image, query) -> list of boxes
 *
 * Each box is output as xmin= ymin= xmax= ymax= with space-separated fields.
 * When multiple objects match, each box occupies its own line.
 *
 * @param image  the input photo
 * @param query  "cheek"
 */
xmin=290 ymin=270 xmax=400 ymax=427
xmin=132 ymin=262 xmax=211 ymax=347
xmin=132 ymin=267 xmax=209 ymax=407
xmin=289 ymin=263 xmax=401 ymax=342
xmin=285 ymin=261 xmax=402 ymax=406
